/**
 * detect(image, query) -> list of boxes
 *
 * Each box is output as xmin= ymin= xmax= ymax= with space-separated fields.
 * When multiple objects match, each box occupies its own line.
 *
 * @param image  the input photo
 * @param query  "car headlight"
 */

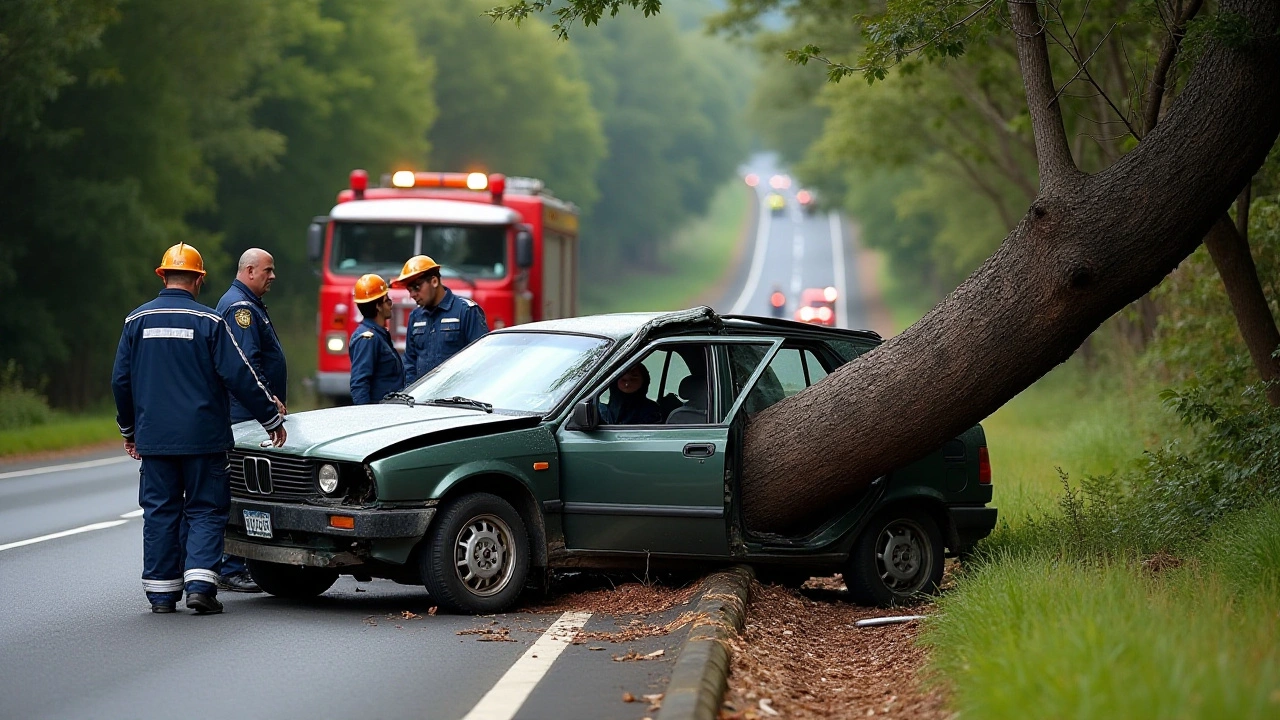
xmin=318 ymin=464 xmax=340 ymax=495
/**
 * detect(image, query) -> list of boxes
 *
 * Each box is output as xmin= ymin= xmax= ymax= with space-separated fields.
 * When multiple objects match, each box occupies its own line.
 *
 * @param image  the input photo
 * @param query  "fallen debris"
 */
xmin=457 ymin=626 xmax=516 ymax=642
xmin=612 ymin=648 xmax=666 ymax=662
xmin=854 ymin=615 xmax=926 ymax=628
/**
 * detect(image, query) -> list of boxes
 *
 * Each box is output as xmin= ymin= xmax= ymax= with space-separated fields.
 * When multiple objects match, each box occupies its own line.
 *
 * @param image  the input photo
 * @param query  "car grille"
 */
xmin=229 ymin=450 xmax=316 ymax=499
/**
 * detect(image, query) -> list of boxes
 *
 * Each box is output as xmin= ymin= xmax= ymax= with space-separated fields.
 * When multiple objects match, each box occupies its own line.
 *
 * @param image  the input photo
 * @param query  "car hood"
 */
xmin=232 ymin=404 xmax=539 ymax=462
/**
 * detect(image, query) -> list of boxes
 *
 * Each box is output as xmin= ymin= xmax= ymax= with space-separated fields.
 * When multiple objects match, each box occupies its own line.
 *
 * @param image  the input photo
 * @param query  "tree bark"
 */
xmin=1203 ymin=213 xmax=1280 ymax=406
xmin=741 ymin=0 xmax=1280 ymax=532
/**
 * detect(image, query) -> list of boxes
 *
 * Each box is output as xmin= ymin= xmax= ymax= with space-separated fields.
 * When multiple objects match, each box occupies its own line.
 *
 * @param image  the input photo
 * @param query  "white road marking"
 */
xmin=120 ymin=509 xmax=144 ymax=518
xmin=790 ymin=231 xmax=805 ymax=296
xmin=0 ymin=455 xmax=134 ymax=480
xmin=0 ymin=520 xmax=129 ymax=552
xmin=830 ymin=212 xmax=850 ymax=329
xmin=460 ymin=610 xmax=592 ymax=720
xmin=729 ymin=188 xmax=773 ymax=315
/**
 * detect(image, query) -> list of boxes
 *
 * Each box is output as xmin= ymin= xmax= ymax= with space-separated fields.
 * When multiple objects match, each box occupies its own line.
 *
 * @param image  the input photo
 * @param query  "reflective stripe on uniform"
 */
xmin=125 ymin=307 xmax=223 ymax=325
xmin=184 ymin=568 xmax=219 ymax=586
xmin=143 ymin=578 xmax=184 ymax=593
xmin=219 ymin=321 xmax=284 ymax=430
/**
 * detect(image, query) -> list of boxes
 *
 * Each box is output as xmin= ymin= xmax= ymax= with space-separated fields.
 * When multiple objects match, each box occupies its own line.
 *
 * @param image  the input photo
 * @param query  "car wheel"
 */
xmin=845 ymin=508 xmax=944 ymax=607
xmin=419 ymin=492 xmax=529 ymax=614
xmin=245 ymin=559 xmax=339 ymax=598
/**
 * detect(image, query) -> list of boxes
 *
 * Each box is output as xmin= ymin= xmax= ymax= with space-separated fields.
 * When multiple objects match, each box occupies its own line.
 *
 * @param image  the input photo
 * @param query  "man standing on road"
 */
xmin=348 ymin=274 xmax=405 ymax=404
xmin=215 ymin=248 xmax=287 ymax=592
xmin=392 ymin=255 xmax=488 ymax=385
xmin=112 ymin=243 xmax=286 ymax=615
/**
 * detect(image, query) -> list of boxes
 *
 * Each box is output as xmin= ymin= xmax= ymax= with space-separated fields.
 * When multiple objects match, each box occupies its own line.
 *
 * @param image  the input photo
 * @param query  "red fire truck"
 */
xmin=307 ymin=169 xmax=580 ymax=403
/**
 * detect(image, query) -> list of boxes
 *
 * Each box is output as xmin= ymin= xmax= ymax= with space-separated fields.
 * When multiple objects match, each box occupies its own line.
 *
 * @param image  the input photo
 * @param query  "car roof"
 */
xmin=494 ymin=309 xmax=882 ymax=343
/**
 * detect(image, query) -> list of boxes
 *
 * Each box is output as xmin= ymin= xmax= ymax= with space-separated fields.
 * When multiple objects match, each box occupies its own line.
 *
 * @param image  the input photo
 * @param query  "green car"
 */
xmin=227 ymin=308 xmax=996 ymax=613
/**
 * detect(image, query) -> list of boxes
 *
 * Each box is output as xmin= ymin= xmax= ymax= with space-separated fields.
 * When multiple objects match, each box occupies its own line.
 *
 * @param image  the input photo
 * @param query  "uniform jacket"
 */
xmin=112 ymin=288 xmax=284 ymax=455
xmin=348 ymin=318 xmax=405 ymax=404
xmin=216 ymin=279 xmax=287 ymax=423
xmin=404 ymin=288 xmax=488 ymax=384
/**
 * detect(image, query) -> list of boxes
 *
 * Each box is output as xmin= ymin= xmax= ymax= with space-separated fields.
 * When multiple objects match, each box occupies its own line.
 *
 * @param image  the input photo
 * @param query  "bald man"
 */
xmin=214 ymin=248 xmax=288 ymax=592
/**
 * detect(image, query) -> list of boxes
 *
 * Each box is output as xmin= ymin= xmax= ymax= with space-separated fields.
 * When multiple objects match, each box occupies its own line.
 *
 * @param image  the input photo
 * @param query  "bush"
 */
xmin=1201 ymin=502 xmax=1280 ymax=599
xmin=0 ymin=362 xmax=52 ymax=430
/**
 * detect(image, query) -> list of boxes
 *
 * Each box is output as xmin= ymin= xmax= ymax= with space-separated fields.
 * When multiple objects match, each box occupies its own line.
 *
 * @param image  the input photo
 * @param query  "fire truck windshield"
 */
xmin=330 ymin=222 xmax=508 ymax=279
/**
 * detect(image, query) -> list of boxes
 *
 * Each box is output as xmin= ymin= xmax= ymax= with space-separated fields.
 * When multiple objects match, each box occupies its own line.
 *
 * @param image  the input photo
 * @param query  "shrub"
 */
xmin=0 ymin=361 xmax=52 ymax=430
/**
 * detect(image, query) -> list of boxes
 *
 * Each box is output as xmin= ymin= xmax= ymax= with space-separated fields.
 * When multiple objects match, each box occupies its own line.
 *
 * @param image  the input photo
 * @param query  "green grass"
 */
xmin=924 ymin=548 xmax=1280 ymax=720
xmin=580 ymin=180 xmax=750 ymax=314
xmin=0 ymin=413 xmax=120 ymax=457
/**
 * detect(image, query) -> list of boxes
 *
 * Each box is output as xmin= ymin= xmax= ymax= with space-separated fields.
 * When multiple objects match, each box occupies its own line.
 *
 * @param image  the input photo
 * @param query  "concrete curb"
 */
xmin=658 ymin=565 xmax=754 ymax=720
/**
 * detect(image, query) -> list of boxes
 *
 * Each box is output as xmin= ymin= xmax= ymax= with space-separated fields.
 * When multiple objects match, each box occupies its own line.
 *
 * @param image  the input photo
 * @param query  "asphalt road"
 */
xmin=0 ymin=153 xmax=863 ymax=720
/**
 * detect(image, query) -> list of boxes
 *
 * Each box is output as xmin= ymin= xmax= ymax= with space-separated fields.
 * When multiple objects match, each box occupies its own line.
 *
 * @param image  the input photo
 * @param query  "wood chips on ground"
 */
xmin=720 ymin=576 xmax=950 ymax=720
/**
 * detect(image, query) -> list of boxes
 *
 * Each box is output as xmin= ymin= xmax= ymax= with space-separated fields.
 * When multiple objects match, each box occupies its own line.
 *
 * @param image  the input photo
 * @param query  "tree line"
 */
xmin=0 ymin=0 xmax=751 ymax=408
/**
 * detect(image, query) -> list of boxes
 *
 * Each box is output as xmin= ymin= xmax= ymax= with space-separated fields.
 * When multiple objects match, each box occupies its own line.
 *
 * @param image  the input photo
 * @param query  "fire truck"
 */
xmin=307 ymin=169 xmax=580 ymax=403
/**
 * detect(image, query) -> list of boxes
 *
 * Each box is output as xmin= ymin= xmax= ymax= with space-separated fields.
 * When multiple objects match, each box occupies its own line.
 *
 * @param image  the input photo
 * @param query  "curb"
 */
xmin=659 ymin=565 xmax=754 ymax=720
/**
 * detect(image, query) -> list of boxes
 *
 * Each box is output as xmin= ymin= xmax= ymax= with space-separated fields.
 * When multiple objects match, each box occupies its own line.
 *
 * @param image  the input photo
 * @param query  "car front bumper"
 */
xmin=225 ymin=498 xmax=435 ymax=568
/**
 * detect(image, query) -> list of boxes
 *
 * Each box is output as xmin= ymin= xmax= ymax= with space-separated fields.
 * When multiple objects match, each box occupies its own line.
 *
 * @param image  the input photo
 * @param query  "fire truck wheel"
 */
xmin=246 ymin=559 xmax=339 ymax=598
xmin=419 ymin=492 xmax=529 ymax=614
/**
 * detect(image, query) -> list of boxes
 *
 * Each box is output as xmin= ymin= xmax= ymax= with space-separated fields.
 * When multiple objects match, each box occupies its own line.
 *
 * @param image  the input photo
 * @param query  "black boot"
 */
xmin=186 ymin=592 xmax=224 ymax=615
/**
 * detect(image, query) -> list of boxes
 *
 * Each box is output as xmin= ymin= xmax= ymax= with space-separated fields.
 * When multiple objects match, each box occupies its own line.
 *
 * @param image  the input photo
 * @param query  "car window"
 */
xmin=599 ymin=344 xmax=712 ymax=425
xmin=828 ymin=339 xmax=876 ymax=363
xmin=725 ymin=343 xmax=779 ymax=416
xmin=742 ymin=346 xmax=831 ymax=414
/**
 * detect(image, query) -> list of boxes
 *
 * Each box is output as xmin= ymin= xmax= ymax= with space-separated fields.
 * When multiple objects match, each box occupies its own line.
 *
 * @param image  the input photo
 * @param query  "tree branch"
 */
xmin=1009 ymin=0 xmax=1080 ymax=187
xmin=1142 ymin=0 xmax=1204 ymax=134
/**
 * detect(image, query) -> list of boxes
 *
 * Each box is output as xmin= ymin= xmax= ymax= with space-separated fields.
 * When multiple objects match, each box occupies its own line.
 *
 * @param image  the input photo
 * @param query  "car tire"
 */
xmin=246 ymin=559 xmax=339 ymax=599
xmin=845 ymin=508 xmax=944 ymax=607
xmin=419 ymin=492 xmax=529 ymax=614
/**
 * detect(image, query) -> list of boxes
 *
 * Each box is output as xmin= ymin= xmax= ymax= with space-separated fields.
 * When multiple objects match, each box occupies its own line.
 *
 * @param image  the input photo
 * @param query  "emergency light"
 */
xmin=377 ymin=170 xmax=508 ymax=204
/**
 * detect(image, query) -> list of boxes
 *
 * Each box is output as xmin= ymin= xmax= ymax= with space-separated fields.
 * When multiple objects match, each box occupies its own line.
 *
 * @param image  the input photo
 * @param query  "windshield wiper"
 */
xmin=424 ymin=396 xmax=493 ymax=413
xmin=381 ymin=392 xmax=416 ymax=407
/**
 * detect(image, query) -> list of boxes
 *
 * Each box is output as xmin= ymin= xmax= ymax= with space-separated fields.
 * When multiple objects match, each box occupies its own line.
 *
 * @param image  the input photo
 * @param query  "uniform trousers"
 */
xmin=139 ymin=453 xmax=230 ymax=602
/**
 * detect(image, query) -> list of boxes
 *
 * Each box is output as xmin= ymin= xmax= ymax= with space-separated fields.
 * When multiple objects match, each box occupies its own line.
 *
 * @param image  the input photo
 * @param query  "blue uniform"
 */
xmin=111 ymin=288 xmax=283 ymax=604
xmin=404 ymin=288 xmax=488 ymax=384
xmin=348 ymin=318 xmax=405 ymax=404
xmin=216 ymin=279 xmax=287 ymax=423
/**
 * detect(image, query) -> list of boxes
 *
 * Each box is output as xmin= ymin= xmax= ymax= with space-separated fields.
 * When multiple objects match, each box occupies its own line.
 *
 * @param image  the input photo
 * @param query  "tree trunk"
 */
xmin=741 ymin=0 xmax=1280 ymax=532
xmin=1203 ymin=212 xmax=1280 ymax=406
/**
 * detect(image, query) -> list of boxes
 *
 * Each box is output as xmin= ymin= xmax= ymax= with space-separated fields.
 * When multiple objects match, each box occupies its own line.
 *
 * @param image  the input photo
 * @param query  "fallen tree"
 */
xmin=497 ymin=0 xmax=1280 ymax=531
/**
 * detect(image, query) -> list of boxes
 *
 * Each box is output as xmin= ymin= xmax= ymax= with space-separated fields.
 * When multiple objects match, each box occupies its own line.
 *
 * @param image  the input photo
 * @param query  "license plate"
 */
xmin=243 ymin=509 xmax=273 ymax=539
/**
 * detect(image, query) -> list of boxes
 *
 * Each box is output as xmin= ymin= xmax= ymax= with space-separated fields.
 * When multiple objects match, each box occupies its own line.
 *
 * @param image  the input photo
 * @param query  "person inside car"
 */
xmin=598 ymin=364 xmax=663 ymax=425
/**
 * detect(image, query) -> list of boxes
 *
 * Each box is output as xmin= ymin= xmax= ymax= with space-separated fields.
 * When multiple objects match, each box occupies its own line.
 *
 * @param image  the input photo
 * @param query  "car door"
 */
xmin=556 ymin=336 xmax=781 ymax=555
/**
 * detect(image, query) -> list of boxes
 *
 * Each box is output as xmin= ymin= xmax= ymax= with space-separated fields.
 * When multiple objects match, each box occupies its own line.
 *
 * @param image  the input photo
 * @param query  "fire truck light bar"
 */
xmin=389 ymin=171 xmax=488 ymax=191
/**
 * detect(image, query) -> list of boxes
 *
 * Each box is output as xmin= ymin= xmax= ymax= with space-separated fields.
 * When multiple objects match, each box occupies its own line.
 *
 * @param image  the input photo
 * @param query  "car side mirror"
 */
xmin=307 ymin=217 xmax=328 ymax=263
xmin=569 ymin=399 xmax=599 ymax=431
xmin=515 ymin=228 xmax=534 ymax=269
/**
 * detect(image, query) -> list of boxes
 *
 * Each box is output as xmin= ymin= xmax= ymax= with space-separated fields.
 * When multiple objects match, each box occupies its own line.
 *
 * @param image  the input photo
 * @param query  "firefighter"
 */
xmin=112 ymin=243 xmax=286 ymax=615
xmin=348 ymin=274 xmax=405 ymax=404
xmin=214 ymin=247 xmax=287 ymax=593
xmin=392 ymin=255 xmax=488 ymax=384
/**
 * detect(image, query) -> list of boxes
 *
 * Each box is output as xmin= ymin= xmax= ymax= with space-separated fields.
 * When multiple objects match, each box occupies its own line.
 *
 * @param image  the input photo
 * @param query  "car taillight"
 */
xmin=978 ymin=446 xmax=992 ymax=485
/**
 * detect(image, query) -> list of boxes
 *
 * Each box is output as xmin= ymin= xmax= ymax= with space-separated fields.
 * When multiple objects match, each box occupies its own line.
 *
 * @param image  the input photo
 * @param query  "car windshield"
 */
xmin=330 ymin=222 xmax=508 ymax=279
xmin=407 ymin=332 xmax=611 ymax=414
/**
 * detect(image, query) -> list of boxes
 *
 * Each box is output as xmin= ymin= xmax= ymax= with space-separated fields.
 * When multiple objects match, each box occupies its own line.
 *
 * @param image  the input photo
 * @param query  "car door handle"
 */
xmin=683 ymin=443 xmax=716 ymax=458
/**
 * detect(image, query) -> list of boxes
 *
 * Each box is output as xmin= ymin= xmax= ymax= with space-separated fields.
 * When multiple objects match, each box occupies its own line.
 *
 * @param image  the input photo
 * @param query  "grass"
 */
xmin=0 ymin=413 xmax=121 ymax=457
xmin=580 ymin=179 xmax=750 ymax=314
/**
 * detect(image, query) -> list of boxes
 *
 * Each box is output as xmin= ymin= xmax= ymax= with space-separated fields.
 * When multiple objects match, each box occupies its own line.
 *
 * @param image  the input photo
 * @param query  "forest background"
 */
xmin=0 ymin=0 xmax=753 ymax=413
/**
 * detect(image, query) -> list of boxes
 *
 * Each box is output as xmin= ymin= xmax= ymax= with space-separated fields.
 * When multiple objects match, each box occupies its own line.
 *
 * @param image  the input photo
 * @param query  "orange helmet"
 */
xmin=353 ymin=274 xmax=390 ymax=304
xmin=390 ymin=255 xmax=440 ymax=287
xmin=155 ymin=243 xmax=206 ymax=278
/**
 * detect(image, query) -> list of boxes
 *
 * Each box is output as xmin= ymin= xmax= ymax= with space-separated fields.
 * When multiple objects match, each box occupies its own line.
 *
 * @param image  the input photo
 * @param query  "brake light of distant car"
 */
xmin=796 ymin=189 xmax=812 ymax=204
xmin=770 ymin=291 xmax=785 ymax=308
xmin=769 ymin=174 xmax=791 ymax=189
xmin=799 ymin=306 xmax=816 ymax=322
xmin=979 ymin=446 xmax=992 ymax=484
xmin=823 ymin=286 xmax=838 ymax=302
xmin=817 ymin=307 xmax=833 ymax=323
xmin=745 ymin=173 xmax=760 ymax=187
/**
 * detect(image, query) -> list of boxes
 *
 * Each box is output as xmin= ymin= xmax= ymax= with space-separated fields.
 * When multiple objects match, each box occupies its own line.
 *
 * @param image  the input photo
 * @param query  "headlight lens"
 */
xmin=318 ymin=464 xmax=340 ymax=495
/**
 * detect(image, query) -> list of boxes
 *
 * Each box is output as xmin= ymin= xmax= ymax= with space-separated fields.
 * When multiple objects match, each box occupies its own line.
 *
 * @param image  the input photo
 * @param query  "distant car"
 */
xmin=796 ymin=189 xmax=815 ymax=213
xmin=226 ymin=309 xmax=995 ymax=613
xmin=766 ymin=193 xmax=786 ymax=214
xmin=795 ymin=286 xmax=838 ymax=326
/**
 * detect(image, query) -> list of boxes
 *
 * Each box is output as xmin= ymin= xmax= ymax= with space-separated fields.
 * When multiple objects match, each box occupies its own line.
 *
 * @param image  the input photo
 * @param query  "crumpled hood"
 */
xmin=232 ymin=404 xmax=536 ymax=462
